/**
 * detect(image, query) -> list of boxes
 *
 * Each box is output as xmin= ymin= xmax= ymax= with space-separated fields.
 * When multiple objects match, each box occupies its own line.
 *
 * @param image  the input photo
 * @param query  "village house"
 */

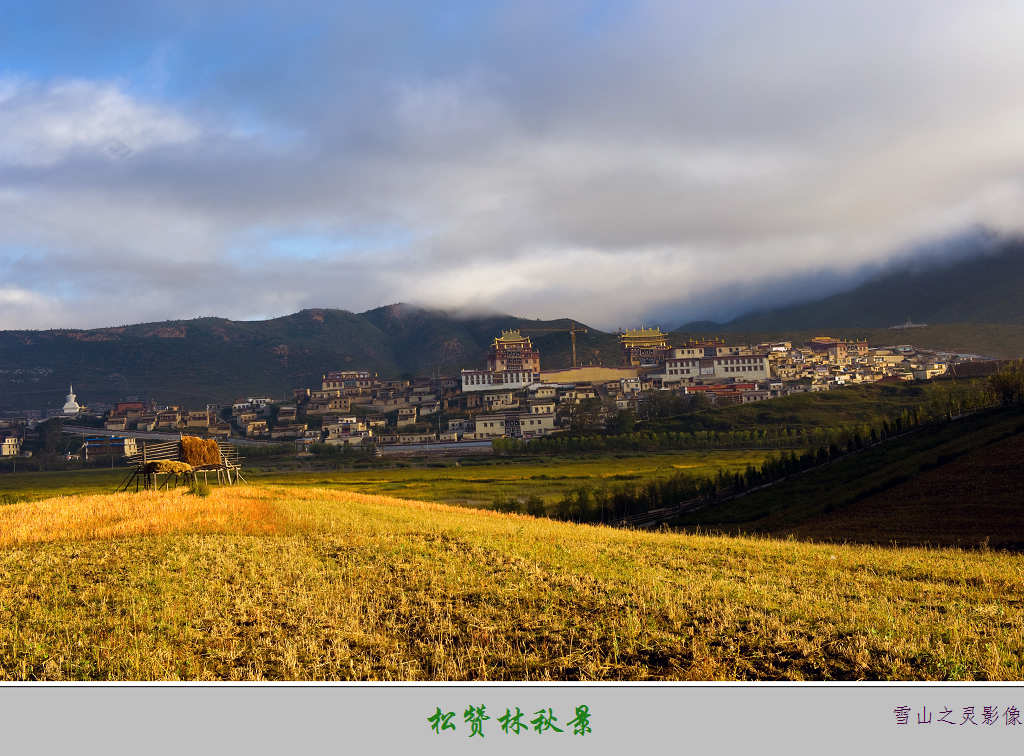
xmin=155 ymin=410 xmax=182 ymax=431
xmin=419 ymin=402 xmax=441 ymax=417
xmin=207 ymin=422 xmax=232 ymax=438
xmin=472 ymin=413 xmax=519 ymax=439
xmin=559 ymin=387 xmax=597 ymax=404
xmin=368 ymin=396 xmax=408 ymax=411
xmin=324 ymin=417 xmax=372 ymax=445
xmin=528 ymin=400 xmax=556 ymax=415
xmin=321 ymin=370 xmax=371 ymax=391
xmin=396 ymin=406 xmax=418 ymax=427
xmin=235 ymin=410 xmax=262 ymax=426
xmin=243 ymin=419 xmax=269 ymax=437
xmin=483 ymin=391 xmax=519 ymax=411
xmin=82 ymin=437 xmax=138 ymax=461
xmin=662 ymin=352 xmax=770 ymax=384
xmin=447 ymin=418 xmax=474 ymax=434
xmin=135 ymin=414 xmax=157 ymax=432
xmin=530 ymin=385 xmax=557 ymax=400
xmin=472 ymin=406 xmax=557 ymax=439
xmin=397 ymin=432 xmax=437 ymax=444
xmin=276 ymin=405 xmax=298 ymax=423
xmin=1 ymin=436 xmax=22 ymax=457
xmin=271 ymin=424 xmax=308 ymax=440
xmin=105 ymin=416 xmax=129 ymax=431
xmin=306 ymin=396 xmax=352 ymax=415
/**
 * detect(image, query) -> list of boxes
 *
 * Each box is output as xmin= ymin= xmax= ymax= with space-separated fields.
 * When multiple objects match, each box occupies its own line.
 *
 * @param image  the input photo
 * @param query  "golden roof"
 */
xmin=619 ymin=327 xmax=669 ymax=346
xmin=493 ymin=329 xmax=533 ymax=348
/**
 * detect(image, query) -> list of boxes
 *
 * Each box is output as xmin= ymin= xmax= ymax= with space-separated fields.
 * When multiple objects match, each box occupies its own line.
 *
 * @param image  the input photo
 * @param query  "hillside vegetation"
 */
xmin=0 ymin=485 xmax=1021 ymax=680
xmin=677 ymin=406 xmax=1024 ymax=548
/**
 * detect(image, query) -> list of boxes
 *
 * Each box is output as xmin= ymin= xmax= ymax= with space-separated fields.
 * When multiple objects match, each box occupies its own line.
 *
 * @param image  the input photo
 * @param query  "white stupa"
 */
xmin=62 ymin=384 xmax=81 ymax=416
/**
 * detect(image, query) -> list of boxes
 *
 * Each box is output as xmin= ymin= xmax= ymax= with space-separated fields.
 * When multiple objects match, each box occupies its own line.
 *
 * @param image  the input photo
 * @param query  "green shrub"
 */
xmin=189 ymin=481 xmax=212 ymax=498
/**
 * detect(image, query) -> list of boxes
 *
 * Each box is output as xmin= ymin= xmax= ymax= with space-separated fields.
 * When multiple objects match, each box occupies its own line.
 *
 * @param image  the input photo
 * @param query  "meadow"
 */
xmin=0 ymin=449 xmax=776 ymax=508
xmin=0 ymin=484 xmax=1020 ymax=680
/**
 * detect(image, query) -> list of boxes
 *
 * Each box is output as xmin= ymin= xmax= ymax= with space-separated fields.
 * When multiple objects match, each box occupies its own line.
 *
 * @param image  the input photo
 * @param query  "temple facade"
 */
xmin=462 ymin=330 xmax=542 ymax=393
xmin=619 ymin=327 xmax=670 ymax=366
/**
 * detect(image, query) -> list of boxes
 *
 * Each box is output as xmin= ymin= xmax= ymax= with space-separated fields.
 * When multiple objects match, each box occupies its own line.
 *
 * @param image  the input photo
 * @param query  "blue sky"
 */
xmin=2 ymin=1 xmax=1024 ymax=329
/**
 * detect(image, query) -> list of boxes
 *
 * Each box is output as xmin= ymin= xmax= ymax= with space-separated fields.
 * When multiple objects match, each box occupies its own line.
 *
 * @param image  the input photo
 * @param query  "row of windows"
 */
xmin=721 ymin=366 xmax=765 ymax=374
xmin=464 ymin=372 xmax=534 ymax=385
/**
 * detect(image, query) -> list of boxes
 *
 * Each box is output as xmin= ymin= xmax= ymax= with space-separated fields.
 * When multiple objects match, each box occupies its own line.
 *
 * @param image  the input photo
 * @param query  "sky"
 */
xmin=2 ymin=1 xmax=1024 ymax=330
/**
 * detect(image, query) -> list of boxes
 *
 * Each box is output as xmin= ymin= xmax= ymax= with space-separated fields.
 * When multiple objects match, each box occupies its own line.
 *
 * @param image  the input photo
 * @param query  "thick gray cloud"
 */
xmin=2 ymin=1 xmax=1024 ymax=330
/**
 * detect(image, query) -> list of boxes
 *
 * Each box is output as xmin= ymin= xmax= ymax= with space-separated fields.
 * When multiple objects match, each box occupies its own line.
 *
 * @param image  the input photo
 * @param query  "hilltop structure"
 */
xmin=61 ymin=385 xmax=81 ymax=416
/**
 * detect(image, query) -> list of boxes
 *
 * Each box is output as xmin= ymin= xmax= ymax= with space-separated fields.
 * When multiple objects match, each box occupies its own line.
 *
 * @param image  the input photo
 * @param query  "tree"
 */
xmin=607 ymin=409 xmax=635 ymax=434
xmin=39 ymin=418 xmax=64 ymax=455
xmin=990 ymin=361 xmax=1024 ymax=406
xmin=564 ymin=397 xmax=604 ymax=434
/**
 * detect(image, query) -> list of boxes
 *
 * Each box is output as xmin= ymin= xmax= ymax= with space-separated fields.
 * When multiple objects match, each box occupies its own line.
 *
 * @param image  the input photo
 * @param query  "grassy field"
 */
xmin=249 ymin=450 xmax=775 ymax=507
xmin=0 ymin=484 xmax=1021 ymax=680
xmin=0 ymin=450 xmax=776 ymax=508
xmin=0 ymin=468 xmax=125 ymax=502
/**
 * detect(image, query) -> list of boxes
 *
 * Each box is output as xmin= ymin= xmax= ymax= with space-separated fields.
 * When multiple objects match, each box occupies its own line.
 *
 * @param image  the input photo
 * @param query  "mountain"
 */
xmin=0 ymin=305 xmax=621 ymax=410
xmin=682 ymin=234 xmax=1024 ymax=332
xmin=6 ymin=234 xmax=1024 ymax=411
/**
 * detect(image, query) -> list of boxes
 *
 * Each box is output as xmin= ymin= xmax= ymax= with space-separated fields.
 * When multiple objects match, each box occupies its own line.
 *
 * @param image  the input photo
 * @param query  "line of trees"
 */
xmin=540 ymin=421 xmax=917 ymax=525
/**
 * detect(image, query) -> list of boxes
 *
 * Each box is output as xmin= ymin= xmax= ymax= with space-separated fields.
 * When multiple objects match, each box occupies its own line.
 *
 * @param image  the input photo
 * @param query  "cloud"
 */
xmin=2 ymin=1 xmax=1024 ymax=330
xmin=0 ymin=77 xmax=199 ymax=166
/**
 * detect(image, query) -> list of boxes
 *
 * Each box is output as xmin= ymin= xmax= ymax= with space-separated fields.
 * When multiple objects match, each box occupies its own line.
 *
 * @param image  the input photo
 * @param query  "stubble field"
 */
xmin=0 ymin=484 xmax=1020 ymax=681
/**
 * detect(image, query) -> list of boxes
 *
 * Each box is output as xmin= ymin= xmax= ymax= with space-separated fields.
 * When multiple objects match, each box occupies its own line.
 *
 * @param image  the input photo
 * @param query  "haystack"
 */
xmin=180 ymin=436 xmax=222 ymax=467
xmin=144 ymin=460 xmax=193 ymax=474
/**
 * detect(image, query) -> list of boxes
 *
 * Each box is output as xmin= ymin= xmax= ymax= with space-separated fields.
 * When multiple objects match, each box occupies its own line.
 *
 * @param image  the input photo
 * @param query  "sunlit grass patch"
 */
xmin=0 ymin=484 xmax=1020 ymax=681
xmin=0 ymin=487 xmax=284 ymax=547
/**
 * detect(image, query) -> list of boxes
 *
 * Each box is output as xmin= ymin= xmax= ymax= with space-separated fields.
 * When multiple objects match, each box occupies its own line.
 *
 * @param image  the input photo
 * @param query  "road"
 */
xmin=63 ymin=425 xmax=494 ymax=454
xmin=378 ymin=440 xmax=493 ymax=456
xmin=61 ymin=424 xmax=272 ymax=446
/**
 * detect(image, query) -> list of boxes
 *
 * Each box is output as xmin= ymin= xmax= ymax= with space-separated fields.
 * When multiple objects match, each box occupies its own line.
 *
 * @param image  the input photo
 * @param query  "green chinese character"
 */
xmin=464 ymin=704 xmax=490 ymax=738
xmin=428 ymin=707 xmax=456 ymax=734
xmin=568 ymin=705 xmax=592 ymax=736
xmin=531 ymin=708 xmax=564 ymax=734
xmin=498 ymin=707 xmax=528 ymax=734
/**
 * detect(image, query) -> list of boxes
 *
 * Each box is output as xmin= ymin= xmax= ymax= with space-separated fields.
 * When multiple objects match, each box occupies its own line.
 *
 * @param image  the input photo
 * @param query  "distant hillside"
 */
xmin=682 ymin=235 xmax=1024 ymax=332
xmin=677 ymin=406 xmax=1024 ymax=549
xmin=7 ymin=233 xmax=1024 ymax=410
xmin=0 ymin=305 xmax=622 ymax=410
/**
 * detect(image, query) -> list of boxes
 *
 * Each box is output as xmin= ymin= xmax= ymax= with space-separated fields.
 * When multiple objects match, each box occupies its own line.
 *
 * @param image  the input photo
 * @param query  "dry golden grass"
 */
xmin=0 ymin=488 xmax=283 ymax=547
xmin=0 ymin=484 xmax=1021 ymax=681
